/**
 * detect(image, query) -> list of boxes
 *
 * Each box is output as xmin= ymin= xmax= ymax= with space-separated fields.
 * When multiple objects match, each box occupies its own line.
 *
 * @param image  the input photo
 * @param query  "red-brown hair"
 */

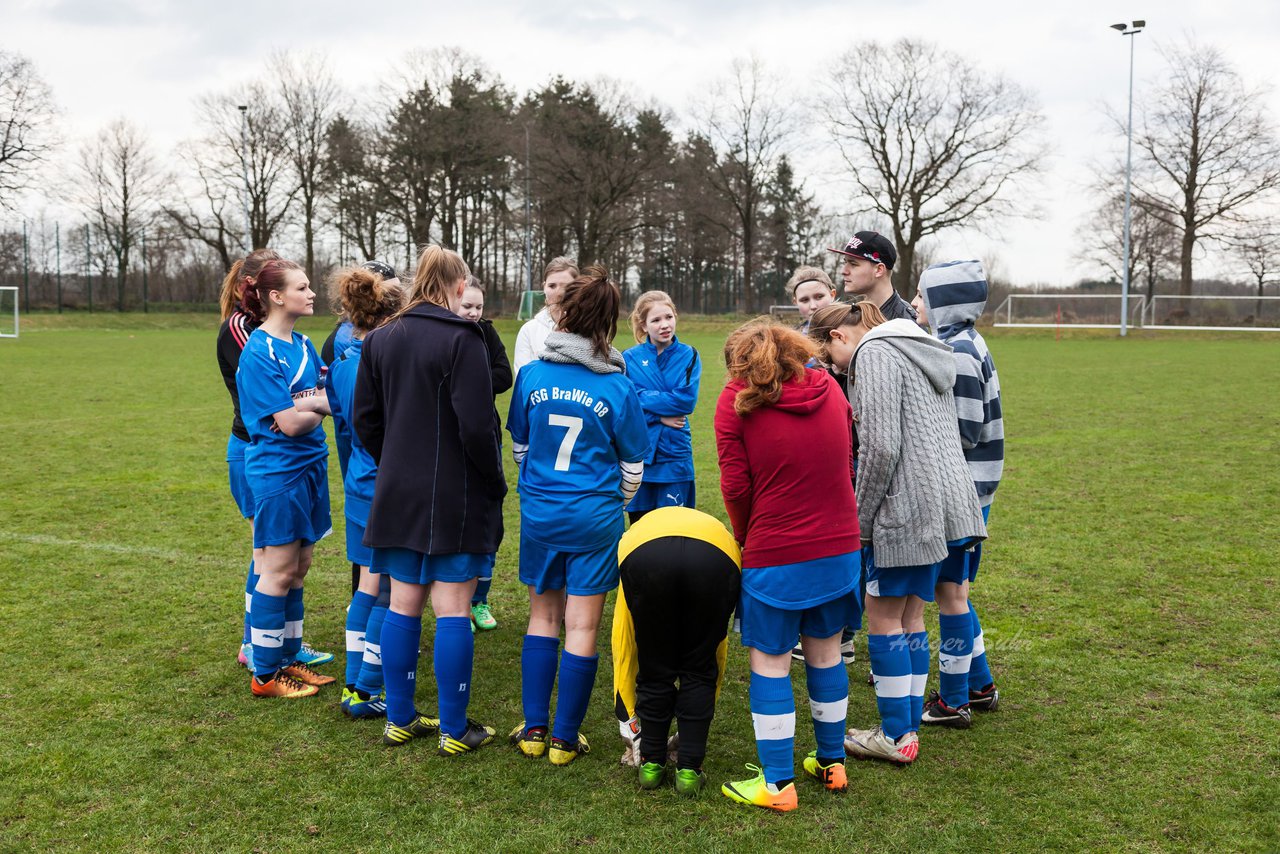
xmin=241 ymin=259 xmax=303 ymax=322
xmin=218 ymin=248 xmax=281 ymax=320
xmin=723 ymin=319 xmax=819 ymax=415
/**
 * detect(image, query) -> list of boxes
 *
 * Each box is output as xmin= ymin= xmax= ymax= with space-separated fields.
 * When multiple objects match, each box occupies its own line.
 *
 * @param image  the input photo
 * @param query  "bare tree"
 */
xmin=74 ymin=119 xmax=163 ymax=310
xmin=163 ymin=141 xmax=239 ymax=272
xmin=1085 ymin=193 xmax=1178 ymax=303
xmin=194 ymin=82 xmax=297 ymax=252
xmin=1226 ymin=222 xmax=1280 ymax=323
xmin=820 ymin=39 xmax=1046 ymax=293
xmin=699 ymin=56 xmax=794 ymax=312
xmin=272 ymin=50 xmax=343 ymax=280
xmin=1129 ymin=41 xmax=1280 ymax=299
xmin=0 ymin=50 xmax=59 ymax=210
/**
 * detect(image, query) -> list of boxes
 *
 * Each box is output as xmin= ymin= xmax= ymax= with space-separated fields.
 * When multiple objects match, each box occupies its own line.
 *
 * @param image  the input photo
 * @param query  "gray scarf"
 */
xmin=541 ymin=331 xmax=625 ymax=375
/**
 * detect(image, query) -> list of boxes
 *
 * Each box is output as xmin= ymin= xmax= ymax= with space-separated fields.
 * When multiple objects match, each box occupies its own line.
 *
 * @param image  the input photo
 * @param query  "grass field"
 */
xmin=1 ymin=313 xmax=1277 ymax=853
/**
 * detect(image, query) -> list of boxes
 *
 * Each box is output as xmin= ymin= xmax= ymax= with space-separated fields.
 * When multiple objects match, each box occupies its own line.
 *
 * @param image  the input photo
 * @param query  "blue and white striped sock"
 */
xmin=906 ymin=631 xmax=930 ymax=730
xmin=434 ymin=616 xmax=474 ymax=739
xmin=249 ymin=589 xmax=286 ymax=680
xmin=805 ymin=662 xmax=848 ymax=763
xmin=868 ymin=633 xmax=913 ymax=740
xmin=750 ymin=671 xmax=796 ymax=786
xmin=355 ymin=600 xmax=388 ymax=696
xmin=242 ymin=559 xmax=257 ymax=645
xmin=968 ymin=601 xmax=994 ymax=691
xmin=939 ymin=611 xmax=975 ymax=707
xmin=281 ymin=587 xmax=303 ymax=665
xmin=344 ymin=591 xmax=376 ymax=687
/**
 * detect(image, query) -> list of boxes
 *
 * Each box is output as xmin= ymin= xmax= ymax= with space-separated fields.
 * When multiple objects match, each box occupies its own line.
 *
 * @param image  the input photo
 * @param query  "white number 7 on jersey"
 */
xmin=548 ymin=414 xmax=584 ymax=471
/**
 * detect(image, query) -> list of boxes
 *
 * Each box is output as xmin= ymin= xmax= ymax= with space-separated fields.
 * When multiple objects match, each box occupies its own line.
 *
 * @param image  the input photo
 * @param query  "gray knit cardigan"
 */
xmin=850 ymin=319 xmax=987 ymax=568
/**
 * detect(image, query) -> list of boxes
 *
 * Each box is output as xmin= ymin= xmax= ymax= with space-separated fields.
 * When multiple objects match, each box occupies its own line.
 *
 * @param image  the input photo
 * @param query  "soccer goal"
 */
xmin=0 ymin=287 xmax=17 ymax=339
xmin=516 ymin=289 xmax=546 ymax=321
xmin=993 ymin=292 xmax=1147 ymax=330
xmin=1144 ymin=294 xmax=1280 ymax=331
xmin=769 ymin=305 xmax=801 ymax=321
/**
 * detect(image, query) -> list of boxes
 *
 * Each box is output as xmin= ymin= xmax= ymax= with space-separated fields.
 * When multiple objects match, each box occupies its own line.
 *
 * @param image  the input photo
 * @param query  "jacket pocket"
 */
xmin=877 ymin=490 xmax=907 ymax=530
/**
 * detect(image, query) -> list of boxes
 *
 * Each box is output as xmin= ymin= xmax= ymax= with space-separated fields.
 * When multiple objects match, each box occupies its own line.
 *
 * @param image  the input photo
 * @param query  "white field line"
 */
xmin=0 ymin=531 xmax=203 ymax=562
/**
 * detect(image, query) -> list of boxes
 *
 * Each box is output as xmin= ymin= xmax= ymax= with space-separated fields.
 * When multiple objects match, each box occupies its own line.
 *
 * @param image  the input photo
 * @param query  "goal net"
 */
xmin=994 ymin=292 xmax=1146 ymax=329
xmin=0 ymin=287 xmax=17 ymax=339
xmin=1144 ymin=294 xmax=1280 ymax=331
xmin=516 ymin=289 xmax=546 ymax=321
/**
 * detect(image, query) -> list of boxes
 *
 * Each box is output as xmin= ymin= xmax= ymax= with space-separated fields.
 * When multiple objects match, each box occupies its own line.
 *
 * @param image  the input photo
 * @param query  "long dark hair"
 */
xmin=558 ymin=264 xmax=621 ymax=360
xmin=241 ymin=259 xmax=303 ymax=322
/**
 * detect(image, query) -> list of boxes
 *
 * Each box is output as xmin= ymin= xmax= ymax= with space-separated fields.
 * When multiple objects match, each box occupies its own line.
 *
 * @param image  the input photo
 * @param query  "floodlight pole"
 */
xmin=1114 ymin=20 xmax=1145 ymax=337
xmin=524 ymin=123 xmax=533 ymax=293
xmin=238 ymin=105 xmax=252 ymax=253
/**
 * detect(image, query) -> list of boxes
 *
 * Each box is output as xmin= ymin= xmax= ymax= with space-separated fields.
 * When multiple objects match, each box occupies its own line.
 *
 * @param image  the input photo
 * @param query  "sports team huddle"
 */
xmin=213 ymin=229 xmax=1004 ymax=812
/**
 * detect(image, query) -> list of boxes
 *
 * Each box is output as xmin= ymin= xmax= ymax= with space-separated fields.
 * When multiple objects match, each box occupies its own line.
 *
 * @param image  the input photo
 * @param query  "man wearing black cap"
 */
xmin=828 ymin=232 xmax=918 ymax=323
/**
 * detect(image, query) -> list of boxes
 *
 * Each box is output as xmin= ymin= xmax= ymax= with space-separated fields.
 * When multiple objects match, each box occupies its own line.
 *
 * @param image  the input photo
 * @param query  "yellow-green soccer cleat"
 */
xmin=638 ymin=761 xmax=667 ymax=790
xmin=548 ymin=733 xmax=591 ymax=766
xmin=381 ymin=713 xmax=441 ymax=747
xmin=509 ymin=721 xmax=548 ymax=758
xmin=437 ymin=720 xmax=496 ymax=756
xmin=721 ymin=764 xmax=798 ymax=812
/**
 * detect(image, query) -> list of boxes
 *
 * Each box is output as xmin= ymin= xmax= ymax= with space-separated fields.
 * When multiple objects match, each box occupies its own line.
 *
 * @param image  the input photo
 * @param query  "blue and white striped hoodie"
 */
xmin=918 ymin=260 xmax=1004 ymax=508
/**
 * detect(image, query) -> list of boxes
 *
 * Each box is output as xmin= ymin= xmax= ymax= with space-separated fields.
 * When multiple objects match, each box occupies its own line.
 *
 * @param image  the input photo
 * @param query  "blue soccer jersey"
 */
xmin=236 ymin=329 xmax=328 ymax=497
xmin=507 ymin=360 xmax=650 ymax=552
xmin=327 ymin=338 xmax=376 ymax=526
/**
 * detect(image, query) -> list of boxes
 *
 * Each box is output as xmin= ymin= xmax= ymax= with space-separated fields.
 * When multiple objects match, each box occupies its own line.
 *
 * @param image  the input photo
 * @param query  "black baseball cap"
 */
xmin=361 ymin=260 xmax=397 ymax=280
xmin=828 ymin=231 xmax=896 ymax=269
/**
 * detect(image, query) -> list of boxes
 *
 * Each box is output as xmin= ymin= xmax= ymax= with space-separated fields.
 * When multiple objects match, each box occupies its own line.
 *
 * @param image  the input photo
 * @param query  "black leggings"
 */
xmin=620 ymin=536 xmax=740 ymax=769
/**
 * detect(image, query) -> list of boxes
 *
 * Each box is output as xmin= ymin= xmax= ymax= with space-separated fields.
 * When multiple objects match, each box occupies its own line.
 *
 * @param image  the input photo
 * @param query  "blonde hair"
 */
xmin=629 ymin=290 xmax=677 ymax=343
xmin=334 ymin=266 xmax=403 ymax=333
xmin=398 ymin=245 xmax=470 ymax=316
xmin=786 ymin=265 xmax=835 ymax=297
xmin=805 ymin=301 xmax=888 ymax=363
xmin=543 ymin=256 xmax=579 ymax=284
xmin=723 ymin=319 xmax=818 ymax=416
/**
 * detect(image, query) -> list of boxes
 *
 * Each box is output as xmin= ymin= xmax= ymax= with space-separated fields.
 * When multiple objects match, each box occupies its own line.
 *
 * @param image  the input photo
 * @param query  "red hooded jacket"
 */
xmin=714 ymin=368 xmax=860 ymax=569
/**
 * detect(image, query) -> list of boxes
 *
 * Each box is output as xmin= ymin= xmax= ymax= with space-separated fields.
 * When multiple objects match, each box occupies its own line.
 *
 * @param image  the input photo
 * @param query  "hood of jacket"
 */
xmin=918 ymin=259 xmax=988 ymax=338
xmin=729 ymin=367 xmax=840 ymax=416
xmin=854 ymin=318 xmax=956 ymax=394
xmin=541 ymin=331 xmax=625 ymax=374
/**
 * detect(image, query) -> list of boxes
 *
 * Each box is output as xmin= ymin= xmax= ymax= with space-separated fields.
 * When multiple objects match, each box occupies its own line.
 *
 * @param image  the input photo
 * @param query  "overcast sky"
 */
xmin=5 ymin=0 xmax=1280 ymax=286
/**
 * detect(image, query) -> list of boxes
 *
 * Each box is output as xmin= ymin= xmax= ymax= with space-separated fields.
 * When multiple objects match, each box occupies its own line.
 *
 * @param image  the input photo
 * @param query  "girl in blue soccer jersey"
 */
xmin=327 ymin=267 xmax=403 ymax=719
xmin=216 ymin=248 xmax=278 ymax=668
xmin=507 ymin=265 xmax=651 ymax=767
xmin=622 ymin=291 xmax=700 ymax=524
xmin=353 ymin=245 xmax=506 ymax=755
xmin=236 ymin=259 xmax=338 ymax=699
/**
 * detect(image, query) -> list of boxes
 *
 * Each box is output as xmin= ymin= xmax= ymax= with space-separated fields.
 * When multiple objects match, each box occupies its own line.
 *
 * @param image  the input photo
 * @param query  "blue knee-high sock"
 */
xmin=250 ymin=589 xmax=286 ymax=679
xmin=434 ymin=616 xmax=475 ymax=738
xmin=242 ymin=559 xmax=257 ymax=645
xmin=521 ymin=635 xmax=560 ymax=730
xmin=471 ymin=576 xmax=492 ymax=605
xmin=282 ymin=587 xmax=303 ymax=664
xmin=345 ymin=591 xmax=376 ymax=687
xmin=750 ymin=672 xmax=796 ymax=786
xmin=381 ymin=610 xmax=422 ymax=727
xmin=906 ymin=631 xmax=930 ymax=730
xmin=805 ymin=662 xmax=848 ymax=763
xmin=551 ymin=650 xmax=598 ymax=744
xmin=355 ymin=601 xmax=388 ymax=696
xmin=968 ymin=601 xmax=994 ymax=691
xmin=867 ymin=633 xmax=913 ymax=741
xmin=938 ymin=611 xmax=975 ymax=707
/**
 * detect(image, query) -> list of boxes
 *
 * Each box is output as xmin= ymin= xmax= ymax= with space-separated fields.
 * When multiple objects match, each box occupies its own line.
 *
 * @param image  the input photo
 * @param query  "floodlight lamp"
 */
xmin=1133 ymin=19 xmax=1146 ymax=28
xmin=1110 ymin=23 xmax=1126 ymax=31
